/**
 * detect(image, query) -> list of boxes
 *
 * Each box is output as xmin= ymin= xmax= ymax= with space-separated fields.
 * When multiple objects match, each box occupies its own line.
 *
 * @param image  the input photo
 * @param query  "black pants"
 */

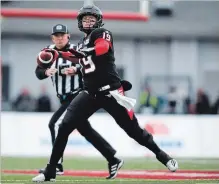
xmin=49 ymin=90 xmax=165 ymax=165
xmin=48 ymin=94 xmax=116 ymax=164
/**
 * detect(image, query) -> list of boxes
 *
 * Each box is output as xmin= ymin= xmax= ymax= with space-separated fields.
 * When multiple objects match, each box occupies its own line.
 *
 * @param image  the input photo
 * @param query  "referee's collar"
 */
xmin=55 ymin=42 xmax=70 ymax=51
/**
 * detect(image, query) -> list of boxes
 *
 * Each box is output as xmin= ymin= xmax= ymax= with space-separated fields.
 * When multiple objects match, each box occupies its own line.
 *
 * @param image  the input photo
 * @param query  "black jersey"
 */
xmin=77 ymin=28 xmax=121 ymax=91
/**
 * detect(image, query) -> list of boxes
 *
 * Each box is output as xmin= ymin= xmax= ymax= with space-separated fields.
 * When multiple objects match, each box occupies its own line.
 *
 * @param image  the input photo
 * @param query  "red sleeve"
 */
xmin=59 ymin=51 xmax=79 ymax=64
xmin=94 ymin=38 xmax=112 ymax=56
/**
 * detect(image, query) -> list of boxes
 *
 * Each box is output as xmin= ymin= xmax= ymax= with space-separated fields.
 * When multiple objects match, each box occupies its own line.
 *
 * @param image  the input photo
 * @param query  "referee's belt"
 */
xmin=57 ymin=90 xmax=80 ymax=100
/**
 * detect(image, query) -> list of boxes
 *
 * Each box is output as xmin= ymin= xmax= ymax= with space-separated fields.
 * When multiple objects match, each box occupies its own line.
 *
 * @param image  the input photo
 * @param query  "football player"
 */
xmin=32 ymin=5 xmax=178 ymax=182
xmin=35 ymin=24 xmax=123 ymax=178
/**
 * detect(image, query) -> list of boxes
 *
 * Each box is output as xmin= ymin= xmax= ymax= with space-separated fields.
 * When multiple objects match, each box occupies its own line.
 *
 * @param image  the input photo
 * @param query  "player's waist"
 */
xmin=84 ymin=80 xmax=132 ymax=95
xmin=98 ymin=82 xmax=121 ymax=92
xmin=84 ymin=81 xmax=121 ymax=94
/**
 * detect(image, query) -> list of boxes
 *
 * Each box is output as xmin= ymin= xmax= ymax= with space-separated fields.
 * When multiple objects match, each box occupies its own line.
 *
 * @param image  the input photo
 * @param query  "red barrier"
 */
xmin=1 ymin=8 xmax=148 ymax=21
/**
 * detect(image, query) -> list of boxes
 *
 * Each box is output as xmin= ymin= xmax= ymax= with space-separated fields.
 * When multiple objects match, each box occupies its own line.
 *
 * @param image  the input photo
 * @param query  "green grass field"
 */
xmin=1 ymin=157 xmax=219 ymax=184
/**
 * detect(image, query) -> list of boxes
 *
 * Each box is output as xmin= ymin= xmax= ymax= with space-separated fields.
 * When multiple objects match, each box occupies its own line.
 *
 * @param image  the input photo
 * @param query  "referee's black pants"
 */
xmin=48 ymin=94 xmax=117 ymax=165
xmin=49 ymin=90 xmax=168 ymax=166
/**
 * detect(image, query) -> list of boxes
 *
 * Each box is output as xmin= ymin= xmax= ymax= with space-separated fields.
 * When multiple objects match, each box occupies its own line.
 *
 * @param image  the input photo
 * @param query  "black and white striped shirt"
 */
xmin=35 ymin=43 xmax=83 ymax=96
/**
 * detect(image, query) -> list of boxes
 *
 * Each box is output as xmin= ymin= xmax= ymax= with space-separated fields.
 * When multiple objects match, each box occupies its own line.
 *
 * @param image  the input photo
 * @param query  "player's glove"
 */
xmin=65 ymin=48 xmax=95 ymax=59
xmin=59 ymin=51 xmax=80 ymax=64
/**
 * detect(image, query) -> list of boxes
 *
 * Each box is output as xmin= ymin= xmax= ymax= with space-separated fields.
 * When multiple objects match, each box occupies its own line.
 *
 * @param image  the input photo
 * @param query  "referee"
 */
xmin=35 ymin=24 xmax=122 ymax=178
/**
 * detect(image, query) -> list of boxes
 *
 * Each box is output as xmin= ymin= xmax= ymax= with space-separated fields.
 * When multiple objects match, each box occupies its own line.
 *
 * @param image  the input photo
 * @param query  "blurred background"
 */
xmin=1 ymin=0 xmax=219 ymax=173
xmin=1 ymin=0 xmax=219 ymax=114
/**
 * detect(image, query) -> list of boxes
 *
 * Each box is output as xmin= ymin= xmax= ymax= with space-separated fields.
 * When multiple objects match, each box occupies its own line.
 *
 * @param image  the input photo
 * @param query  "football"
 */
xmin=37 ymin=51 xmax=54 ymax=68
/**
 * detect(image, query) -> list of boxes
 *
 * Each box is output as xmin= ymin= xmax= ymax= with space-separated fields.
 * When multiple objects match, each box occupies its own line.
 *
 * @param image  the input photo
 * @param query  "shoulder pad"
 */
xmin=91 ymin=28 xmax=108 ymax=35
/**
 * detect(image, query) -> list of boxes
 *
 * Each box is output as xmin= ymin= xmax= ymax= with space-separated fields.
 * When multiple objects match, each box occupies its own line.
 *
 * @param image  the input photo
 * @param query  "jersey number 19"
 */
xmin=80 ymin=56 xmax=96 ymax=74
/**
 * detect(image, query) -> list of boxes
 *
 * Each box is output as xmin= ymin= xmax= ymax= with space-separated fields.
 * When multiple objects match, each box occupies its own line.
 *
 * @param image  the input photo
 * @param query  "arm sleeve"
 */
xmin=35 ymin=65 xmax=48 ymax=80
xmin=94 ymin=39 xmax=110 ymax=56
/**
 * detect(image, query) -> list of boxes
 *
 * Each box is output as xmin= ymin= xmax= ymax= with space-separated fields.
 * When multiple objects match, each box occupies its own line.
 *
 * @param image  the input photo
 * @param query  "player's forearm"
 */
xmin=35 ymin=66 xmax=48 ymax=80
xmin=62 ymin=39 xmax=110 ymax=59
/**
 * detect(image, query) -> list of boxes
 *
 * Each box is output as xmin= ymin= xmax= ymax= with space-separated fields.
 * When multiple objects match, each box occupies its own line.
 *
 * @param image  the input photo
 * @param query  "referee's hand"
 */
xmin=45 ymin=68 xmax=57 ymax=76
xmin=64 ymin=66 xmax=77 ymax=76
